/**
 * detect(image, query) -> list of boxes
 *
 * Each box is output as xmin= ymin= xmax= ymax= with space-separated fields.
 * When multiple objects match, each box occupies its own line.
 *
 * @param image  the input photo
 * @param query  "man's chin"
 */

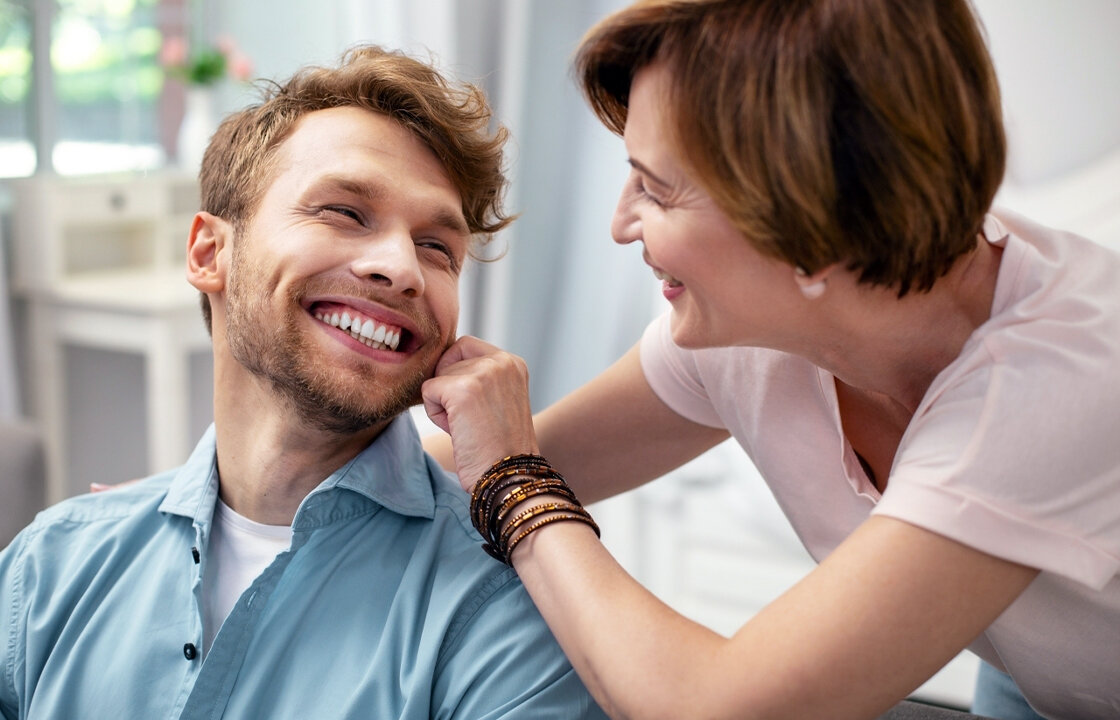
xmin=291 ymin=401 xmax=404 ymax=437
xmin=278 ymin=375 xmax=426 ymax=437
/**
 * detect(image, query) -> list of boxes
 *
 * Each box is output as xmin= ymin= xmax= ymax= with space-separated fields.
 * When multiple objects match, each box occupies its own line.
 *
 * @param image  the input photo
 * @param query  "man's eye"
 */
xmin=418 ymin=240 xmax=453 ymax=258
xmin=325 ymin=206 xmax=362 ymax=222
xmin=418 ymin=240 xmax=461 ymax=270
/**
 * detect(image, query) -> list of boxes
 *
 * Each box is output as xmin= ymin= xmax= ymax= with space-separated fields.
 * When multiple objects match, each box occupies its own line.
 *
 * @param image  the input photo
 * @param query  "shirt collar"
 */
xmin=983 ymin=213 xmax=1010 ymax=247
xmin=159 ymin=413 xmax=437 ymax=524
xmin=324 ymin=413 xmax=436 ymax=519
xmin=159 ymin=424 xmax=221 ymax=525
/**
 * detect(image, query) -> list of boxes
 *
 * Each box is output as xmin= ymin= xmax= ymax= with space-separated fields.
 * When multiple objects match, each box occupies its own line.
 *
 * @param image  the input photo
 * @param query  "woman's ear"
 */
xmin=187 ymin=212 xmax=232 ymax=293
xmin=793 ymin=264 xmax=836 ymax=300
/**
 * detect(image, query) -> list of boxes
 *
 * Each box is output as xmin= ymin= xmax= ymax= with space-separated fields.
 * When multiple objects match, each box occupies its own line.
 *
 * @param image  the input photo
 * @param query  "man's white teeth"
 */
xmin=314 ymin=310 xmax=402 ymax=351
xmin=653 ymin=268 xmax=683 ymax=287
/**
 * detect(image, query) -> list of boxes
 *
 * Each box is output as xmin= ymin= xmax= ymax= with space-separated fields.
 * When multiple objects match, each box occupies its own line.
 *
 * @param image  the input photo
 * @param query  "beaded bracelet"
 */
xmin=498 ymin=500 xmax=589 ymax=551
xmin=491 ymin=479 xmax=577 ymax=528
xmin=505 ymin=513 xmax=594 ymax=562
xmin=470 ymin=453 xmax=600 ymax=565
xmin=472 ymin=457 xmax=562 ymax=531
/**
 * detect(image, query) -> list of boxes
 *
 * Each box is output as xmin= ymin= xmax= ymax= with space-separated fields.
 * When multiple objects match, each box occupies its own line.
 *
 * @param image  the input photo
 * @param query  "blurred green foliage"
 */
xmin=0 ymin=0 xmax=162 ymax=107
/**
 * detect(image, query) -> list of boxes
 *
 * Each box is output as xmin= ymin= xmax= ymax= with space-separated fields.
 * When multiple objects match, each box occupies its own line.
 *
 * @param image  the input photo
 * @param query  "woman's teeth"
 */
xmin=653 ymin=268 xmax=683 ymax=287
xmin=315 ymin=310 xmax=402 ymax=351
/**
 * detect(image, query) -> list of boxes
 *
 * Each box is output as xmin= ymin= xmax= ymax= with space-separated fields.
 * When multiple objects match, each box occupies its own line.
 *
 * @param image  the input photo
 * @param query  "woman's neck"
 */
xmin=797 ymin=237 xmax=1004 ymax=412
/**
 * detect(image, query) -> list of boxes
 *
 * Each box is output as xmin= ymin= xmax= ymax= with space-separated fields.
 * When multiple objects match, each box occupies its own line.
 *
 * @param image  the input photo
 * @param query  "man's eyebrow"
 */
xmin=430 ymin=209 xmax=470 ymax=236
xmin=627 ymin=158 xmax=671 ymax=189
xmin=317 ymin=174 xmax=470 ymax=235
xmin=319 ymin=174 xmax=387 ymax=202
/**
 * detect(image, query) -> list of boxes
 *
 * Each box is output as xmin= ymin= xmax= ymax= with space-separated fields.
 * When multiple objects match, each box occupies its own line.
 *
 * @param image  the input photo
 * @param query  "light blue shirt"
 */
xmin=0 ymin=416 xmax=605 ymax=719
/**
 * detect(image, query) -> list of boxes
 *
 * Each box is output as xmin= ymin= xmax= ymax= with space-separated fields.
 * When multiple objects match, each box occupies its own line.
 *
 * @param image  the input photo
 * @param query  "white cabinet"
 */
xmin=10 ymin=172 xmax=213 ymax=504
xmin=12 ymin=172 xmax=199 ymax=286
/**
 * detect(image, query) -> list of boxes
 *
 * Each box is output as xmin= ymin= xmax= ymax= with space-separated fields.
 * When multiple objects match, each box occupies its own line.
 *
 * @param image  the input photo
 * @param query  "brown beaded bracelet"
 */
xmin=491 ymin=479 xmax=577 ymax=528
xmin=472 ymin=456 xmax=561 ymax=532
xmin=469 ymin=453 xmax=599 ymax=565
xmin=474 ymin=457 xmax=558 ymax=523
xmin=505 ymin=513 xmax=598 ymax=563
xmin=498 ymin=500 xmax=588 ymax=551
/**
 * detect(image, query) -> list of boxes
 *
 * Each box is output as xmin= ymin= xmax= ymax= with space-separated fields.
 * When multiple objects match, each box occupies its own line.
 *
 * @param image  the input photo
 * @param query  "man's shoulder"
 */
xmin=424 ymin=455 xmax=483 ymax=541
xmin=14 ymin=471 xmax=177 ymax=556
xmin=41 ymin=471 xmax=173 ymax=520
xmin=416 ymin=457 xmax=528 ymax=598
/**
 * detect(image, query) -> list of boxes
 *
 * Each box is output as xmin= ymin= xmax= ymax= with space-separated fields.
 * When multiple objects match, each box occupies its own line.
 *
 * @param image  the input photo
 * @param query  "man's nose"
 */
xmin=350 ymin=229 xmax=425 ymax=297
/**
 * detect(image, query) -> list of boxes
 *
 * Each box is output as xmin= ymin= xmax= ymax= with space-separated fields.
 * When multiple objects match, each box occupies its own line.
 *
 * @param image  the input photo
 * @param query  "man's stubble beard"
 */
xmin=224 ymin=246 xmax=444 ymax=436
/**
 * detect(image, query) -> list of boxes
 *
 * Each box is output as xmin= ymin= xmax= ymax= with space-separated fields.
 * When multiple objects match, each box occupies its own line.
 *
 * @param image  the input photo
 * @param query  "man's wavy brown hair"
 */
xmin=197 ymin=45 xmax=512 ymax=330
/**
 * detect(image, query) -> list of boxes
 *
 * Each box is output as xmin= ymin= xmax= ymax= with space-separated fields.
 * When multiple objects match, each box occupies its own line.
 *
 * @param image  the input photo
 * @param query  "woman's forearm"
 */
xmin=510 ymin=521 xmax=735 ymax=720
xmin=509 ymin=515 xmax=1040 ymax=720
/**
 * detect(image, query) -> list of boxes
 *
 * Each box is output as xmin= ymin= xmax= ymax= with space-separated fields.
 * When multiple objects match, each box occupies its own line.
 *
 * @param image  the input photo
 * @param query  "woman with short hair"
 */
xmin=421 ymin=2 xmax=1120 ymax=718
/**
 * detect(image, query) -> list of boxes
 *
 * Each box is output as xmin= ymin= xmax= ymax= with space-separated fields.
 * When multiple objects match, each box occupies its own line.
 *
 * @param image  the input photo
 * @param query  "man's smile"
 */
xmin=309 ymin=302 xmax=411 ymax=352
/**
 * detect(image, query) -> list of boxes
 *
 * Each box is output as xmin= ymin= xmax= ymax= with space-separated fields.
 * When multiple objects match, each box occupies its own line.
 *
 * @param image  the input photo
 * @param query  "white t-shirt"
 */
xmin=202 ymin=499 xmax=293 ymax=655
xmin=639 ymin=211 xmax=1120 ymax=720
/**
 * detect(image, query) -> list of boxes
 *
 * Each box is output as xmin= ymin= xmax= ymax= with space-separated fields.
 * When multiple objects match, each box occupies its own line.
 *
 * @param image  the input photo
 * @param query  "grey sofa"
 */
xmin=1 ymin=418 xmax=46 ymax=548
xmin=879 ymin=701 xmax=994 ymax=719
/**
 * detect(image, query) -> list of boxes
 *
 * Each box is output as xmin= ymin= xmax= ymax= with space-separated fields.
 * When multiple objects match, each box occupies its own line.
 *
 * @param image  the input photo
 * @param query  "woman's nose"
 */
xmin=610 ymin=189 xmax=641 ymax=246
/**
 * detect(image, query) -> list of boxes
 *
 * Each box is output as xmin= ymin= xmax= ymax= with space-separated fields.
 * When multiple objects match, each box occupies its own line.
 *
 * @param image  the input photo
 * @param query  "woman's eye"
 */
xmin=631 ymin=174 xmax=665 ymax=208
xmin=638 ymin=181 xmax=666 ymax=207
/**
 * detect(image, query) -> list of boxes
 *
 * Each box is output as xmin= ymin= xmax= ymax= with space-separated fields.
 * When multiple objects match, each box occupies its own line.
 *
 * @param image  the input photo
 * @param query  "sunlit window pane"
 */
xmin=0 ymin=1 xmax=35 ymax=178
xmin=52 ymin=0 xmax=164 ymax=175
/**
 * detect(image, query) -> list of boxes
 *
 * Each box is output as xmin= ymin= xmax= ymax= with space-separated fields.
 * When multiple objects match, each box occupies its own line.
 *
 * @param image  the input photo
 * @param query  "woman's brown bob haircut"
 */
xmin=197 ymin=45 xmax=512 ymax=330
xmin=577 ymin=0 xmax=1006 ymax=295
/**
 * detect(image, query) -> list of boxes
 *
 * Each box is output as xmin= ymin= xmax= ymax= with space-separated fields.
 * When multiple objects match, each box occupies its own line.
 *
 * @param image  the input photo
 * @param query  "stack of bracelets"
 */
xmin=470 ymin=454 xmax=600 ymax=566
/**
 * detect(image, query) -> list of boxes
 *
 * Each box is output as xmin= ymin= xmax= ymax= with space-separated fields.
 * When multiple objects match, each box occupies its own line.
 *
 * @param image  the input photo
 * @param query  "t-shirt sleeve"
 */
xmin=639 ymin=312 xmax=725 ymax=428
xmin=874 ymin=344 xmax=1120 ymax=590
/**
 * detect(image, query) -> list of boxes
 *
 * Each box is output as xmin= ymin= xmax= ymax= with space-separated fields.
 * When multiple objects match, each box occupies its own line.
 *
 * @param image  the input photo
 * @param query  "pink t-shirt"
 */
xmin=639 ymin=212 xmax=1120 ymax=719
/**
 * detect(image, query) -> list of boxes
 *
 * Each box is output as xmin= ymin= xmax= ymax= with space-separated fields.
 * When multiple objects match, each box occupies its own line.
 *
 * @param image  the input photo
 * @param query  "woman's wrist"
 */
xmin=469 ymin=454 xmax=599 ymax=565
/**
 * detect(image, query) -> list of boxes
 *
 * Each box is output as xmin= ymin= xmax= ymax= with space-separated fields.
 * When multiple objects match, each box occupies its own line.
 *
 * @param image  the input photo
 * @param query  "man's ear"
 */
xmin=187 ymin=212 xmax=233 ymax=293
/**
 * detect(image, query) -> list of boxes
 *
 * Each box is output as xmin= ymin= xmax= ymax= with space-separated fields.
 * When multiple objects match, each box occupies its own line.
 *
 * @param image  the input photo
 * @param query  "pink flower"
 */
xmin=227 ymin=52 xmax=255 ymax=82
xmin=159 ymin=36 xmax=189 ymax=68
xmin=160 ymin=33 xmax=254 ymax=85
xmin=214 ymin=34 xmax=237 ymax=56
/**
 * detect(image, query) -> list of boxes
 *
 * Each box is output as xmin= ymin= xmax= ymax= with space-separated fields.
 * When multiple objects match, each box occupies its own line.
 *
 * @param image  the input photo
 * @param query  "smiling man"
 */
xmin=0 ymin=47 xmax=605 ymax=720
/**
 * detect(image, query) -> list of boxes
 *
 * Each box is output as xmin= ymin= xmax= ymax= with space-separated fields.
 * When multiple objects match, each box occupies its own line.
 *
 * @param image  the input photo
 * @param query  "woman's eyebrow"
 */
xmin=627 ymin=158 xmax=672 ymax=189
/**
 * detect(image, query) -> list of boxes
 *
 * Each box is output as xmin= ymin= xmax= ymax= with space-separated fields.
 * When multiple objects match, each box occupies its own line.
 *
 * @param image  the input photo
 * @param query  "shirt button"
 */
xmin=191 ymin=546 xmax=200 ymax=563
xmin=183 ymin=643 xmax=198 ymax=660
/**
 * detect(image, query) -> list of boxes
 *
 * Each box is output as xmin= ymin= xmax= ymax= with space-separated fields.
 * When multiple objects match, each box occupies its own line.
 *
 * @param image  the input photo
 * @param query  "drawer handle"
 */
xmin=109 ymin=192 xmax=127 ymax=211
